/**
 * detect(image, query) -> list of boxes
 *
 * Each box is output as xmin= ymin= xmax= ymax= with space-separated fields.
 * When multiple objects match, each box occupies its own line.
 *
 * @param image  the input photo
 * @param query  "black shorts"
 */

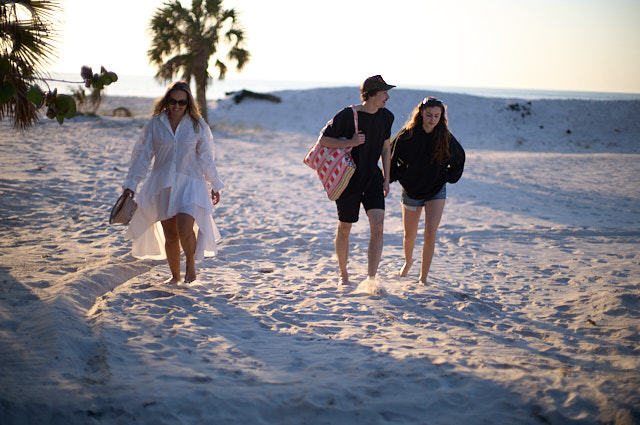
xmin=335 ymin=180 xmax=385 ymax=223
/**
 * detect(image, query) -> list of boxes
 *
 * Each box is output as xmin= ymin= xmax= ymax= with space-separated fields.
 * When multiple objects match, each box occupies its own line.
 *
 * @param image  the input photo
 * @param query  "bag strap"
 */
xmin=343 ymin=105 xmax=359 ymax=153
xmin=350 ymin=105 xmax=359 ymax=134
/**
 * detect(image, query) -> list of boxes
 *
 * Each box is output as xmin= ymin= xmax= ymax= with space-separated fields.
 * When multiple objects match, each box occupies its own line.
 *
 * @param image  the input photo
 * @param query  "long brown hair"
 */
xmin=396 ymin=97 xmax=451 ymax=164
xmin=152 ymin=81 xmax=202 ymax=132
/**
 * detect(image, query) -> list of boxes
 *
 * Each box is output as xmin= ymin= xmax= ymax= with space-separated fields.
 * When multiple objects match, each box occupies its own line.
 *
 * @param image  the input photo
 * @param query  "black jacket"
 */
xmin=390 ymin=127 xmax=465 ymax=199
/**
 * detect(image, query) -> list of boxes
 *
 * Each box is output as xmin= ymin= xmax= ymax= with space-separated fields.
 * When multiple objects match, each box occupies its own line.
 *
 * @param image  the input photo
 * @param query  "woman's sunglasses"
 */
xmin=167 ymin=98 xmax=188 ymax=106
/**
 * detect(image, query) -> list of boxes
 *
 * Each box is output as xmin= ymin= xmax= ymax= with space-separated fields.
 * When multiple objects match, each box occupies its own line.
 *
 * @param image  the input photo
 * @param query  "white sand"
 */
xmin=1 ymin=87 xmax=639 ymax=424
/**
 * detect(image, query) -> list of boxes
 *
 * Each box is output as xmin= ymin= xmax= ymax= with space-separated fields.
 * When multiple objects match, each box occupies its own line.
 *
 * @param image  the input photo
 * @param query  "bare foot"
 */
xmin=418 ymin=276 xmax=427 ymax=285
xmin=163 ymin=277 xmax=181 ymax=285
xmin=399 ymin=260 xmax=413 ymax=277
xmin=184 ymin=264 xmax=197 ymax=283
xmin=338 ymin=275 xmax=350 ymax=286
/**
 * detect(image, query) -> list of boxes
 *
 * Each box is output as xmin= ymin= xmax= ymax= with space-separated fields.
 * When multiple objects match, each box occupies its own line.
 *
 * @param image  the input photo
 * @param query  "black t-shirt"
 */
xmin=322 ymin=106 xmax=394 ymax=194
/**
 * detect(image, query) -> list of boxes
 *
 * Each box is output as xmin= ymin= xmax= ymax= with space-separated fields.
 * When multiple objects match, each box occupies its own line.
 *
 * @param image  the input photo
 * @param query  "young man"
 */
xmin=318 ymin=75 xmax=395 ymax=287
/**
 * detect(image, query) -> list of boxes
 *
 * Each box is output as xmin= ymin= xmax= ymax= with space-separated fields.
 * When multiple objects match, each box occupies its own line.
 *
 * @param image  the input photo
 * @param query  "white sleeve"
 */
xmin=197 ymin=123 xmax=225 ymax=193
xmin=123 ymin=121 xmax=154 ymax=192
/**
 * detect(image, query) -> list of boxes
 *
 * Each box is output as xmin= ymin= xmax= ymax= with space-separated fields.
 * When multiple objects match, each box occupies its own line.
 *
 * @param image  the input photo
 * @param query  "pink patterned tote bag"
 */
xmin=304 ymin=107 xmax=358 ymax=201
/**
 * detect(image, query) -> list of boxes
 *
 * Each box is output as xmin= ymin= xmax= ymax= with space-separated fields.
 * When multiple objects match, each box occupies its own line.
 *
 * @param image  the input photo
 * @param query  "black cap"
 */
xmin=361 ymin=75 xmax=396 ymax=93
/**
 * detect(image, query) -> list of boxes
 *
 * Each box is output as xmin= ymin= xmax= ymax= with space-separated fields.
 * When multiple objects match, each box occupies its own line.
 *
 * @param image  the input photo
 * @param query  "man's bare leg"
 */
xmin=336 ymin=221 xmax=352 ymax=285
xmin=366 ymin=208 xmax=385 ymax=278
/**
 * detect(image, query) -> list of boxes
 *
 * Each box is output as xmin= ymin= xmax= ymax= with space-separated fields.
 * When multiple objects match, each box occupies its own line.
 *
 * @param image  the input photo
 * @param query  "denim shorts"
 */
xmin=401 ymin=185 xmax=446 ymax=211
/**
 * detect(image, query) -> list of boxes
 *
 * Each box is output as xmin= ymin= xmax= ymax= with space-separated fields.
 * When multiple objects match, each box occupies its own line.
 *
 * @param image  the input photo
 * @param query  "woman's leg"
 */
xmin=176 ymin=213 xmax=197 ymax=282
xmin=161 ymin=216 xmax=181 ymax=284
xmin=400 ymin=205 xmax=422 ymax=277
xmin=419 ymin=199 xmax=446 ymax=284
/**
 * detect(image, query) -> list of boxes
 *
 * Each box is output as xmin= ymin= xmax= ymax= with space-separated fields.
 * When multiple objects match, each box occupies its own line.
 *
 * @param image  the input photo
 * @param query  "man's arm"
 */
xmin=319 ymin=133 xmax=365 ymax=149
xmin=381 ymin=137 xmax=391 ymax=197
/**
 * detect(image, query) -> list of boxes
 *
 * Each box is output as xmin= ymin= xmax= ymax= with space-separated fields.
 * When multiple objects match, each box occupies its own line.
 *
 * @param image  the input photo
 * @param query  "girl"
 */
xmin=390 ymin=97 xmax=465 ymax=284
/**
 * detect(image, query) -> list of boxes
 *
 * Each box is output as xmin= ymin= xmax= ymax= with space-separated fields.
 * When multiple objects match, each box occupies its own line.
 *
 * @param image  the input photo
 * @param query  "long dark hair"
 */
xmin=152 ymin=81 xmax=202 ymax=132
xmin=396 ymin=97 xmax=451 ymax=164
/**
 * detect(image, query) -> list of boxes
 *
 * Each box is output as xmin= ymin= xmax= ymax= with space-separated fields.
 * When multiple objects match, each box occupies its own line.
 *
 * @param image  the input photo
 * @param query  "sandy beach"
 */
xmin=0 ymin=87 xmax=639 ymax=424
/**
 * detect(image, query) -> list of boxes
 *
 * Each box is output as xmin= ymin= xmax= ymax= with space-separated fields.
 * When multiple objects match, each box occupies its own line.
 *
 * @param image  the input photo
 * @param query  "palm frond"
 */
xmin=214 ymin=59 xmax=226 ymax=80
xmin=202 ymin=0 xmax=224 ymax=17
xmin=0 ymin=69 xmax=39 ymax=130
xmin=154 ymin=54 xmax=191 ymax=83
xmin=224 ymin=27 xmax=245 ymax=44
xmin=1 ymin=1 xmax=61 ymax=74
xmin=1 ymin=0 xmax=61 ymax=129
xmin=147 ymin=1 xmax=190 ymax=64
xmin=228 ymin=47 xmax=249 ymax=71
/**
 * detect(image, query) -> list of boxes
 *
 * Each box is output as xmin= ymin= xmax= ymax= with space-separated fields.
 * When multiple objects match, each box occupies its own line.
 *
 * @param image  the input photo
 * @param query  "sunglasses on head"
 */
xmin=422 ymin=97 xmax=443 ymax=106
xmin=167 ymin=98 xmax=188 ymax=106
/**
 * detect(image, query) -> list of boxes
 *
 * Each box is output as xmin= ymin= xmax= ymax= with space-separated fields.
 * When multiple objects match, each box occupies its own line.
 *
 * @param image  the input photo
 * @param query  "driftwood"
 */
xmin=226 ymin=89 xmax=281 ymax=104
xmin=112 ymin=107 xmax=133 ymax=117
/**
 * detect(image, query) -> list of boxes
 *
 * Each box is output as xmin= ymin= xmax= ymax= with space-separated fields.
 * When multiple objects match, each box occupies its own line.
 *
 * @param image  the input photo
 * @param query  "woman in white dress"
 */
xmin=121 ymin=81 xmax=225 ymax=284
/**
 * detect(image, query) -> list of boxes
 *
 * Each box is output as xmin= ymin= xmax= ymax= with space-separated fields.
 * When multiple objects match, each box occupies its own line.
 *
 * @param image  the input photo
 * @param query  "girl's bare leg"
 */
xmin=419 ymin=199 xmax=446 ymax=284
xmin=400 ymin=205 xmax=422 ymax=277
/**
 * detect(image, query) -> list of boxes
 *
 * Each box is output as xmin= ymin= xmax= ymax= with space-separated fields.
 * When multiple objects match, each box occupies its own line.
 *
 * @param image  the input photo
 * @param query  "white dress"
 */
xmin=123 ymin=111 xmax=225 ymax=260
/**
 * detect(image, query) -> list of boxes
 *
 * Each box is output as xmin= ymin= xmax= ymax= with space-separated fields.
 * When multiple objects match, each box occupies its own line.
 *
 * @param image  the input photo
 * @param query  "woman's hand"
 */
xmin=211 ymin=190 xmax=220 ymax=205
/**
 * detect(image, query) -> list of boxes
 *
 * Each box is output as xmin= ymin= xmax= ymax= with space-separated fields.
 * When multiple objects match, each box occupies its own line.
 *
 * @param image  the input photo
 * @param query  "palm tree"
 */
xmin=148 ymin=0 xmax=250 ymax=124
xmin=0 ymin=0 xmax=60 ymax=130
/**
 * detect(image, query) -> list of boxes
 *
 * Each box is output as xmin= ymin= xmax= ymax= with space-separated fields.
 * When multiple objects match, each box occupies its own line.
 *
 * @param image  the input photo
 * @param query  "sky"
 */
xmin=50 ymin=0 xmax=640 ymax=94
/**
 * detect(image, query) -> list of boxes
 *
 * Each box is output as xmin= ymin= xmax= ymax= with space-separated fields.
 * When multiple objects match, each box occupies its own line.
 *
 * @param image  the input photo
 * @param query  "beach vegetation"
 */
xmin=0 ymin=0 xmax=60 ymax=129
xmin=71 ymin=87 xmax=102 ymax=117
xmin=0 ymin=2 xmax=118 ymax=128
xmin=73 ymin=66 xmax=118 ymax=116
xmin=147 ymin=0 xmax=250 ymax=124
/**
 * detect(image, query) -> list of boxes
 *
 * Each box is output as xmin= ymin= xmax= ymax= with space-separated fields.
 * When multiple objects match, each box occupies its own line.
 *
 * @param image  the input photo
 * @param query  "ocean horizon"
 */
xmin=50 ymin=72 xmax=640 ymax=102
